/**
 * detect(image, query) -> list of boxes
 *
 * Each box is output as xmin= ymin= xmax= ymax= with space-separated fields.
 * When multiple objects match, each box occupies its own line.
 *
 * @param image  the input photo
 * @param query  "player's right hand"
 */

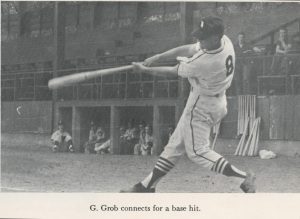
xmin=132 ymin=62 xmax=148 ymax=73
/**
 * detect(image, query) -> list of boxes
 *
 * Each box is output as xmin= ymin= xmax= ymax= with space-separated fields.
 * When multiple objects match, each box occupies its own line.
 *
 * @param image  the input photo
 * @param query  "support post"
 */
xmin=177 ymin=2 xmax=194 ymax=119
xmin=153 ymin=105 xmax=162 ymax=155
xmin=52 ymin=2 xmax=66 ymax=133
xmin=72 ymin=106 xmax=81 ymax=152
xmin=110 ymin=106 xmax=120 ymax=154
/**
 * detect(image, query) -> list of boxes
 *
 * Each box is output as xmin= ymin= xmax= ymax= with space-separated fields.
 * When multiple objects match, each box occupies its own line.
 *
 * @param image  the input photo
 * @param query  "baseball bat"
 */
xmin=48 ymin=65 xmax=133 ymax=90
xmin=235 ymin=117 xmax=249 ymax=156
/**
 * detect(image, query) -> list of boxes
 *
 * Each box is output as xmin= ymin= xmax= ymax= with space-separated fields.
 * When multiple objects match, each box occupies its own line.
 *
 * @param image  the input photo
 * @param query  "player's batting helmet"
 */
xmin=192 ymin=16 xmax=224 ymax=40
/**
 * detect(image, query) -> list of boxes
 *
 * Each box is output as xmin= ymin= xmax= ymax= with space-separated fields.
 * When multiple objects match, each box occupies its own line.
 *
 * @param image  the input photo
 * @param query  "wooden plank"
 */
xmin=243 ymin=118 xmax=257 ymax=156
xmin=247 ymin=118 xmax=258 ymax=156
xmin=235 ymin=117 xmax=249 ymax=156
xmin=293 ymin=95 xmax=300 ymax=140
xmin=237 ymin=95 xmax=241 ymax=135
xmin=257 ymin=96 xmax=270 ymax=140
xmin=253 ymin=117 xmax=261 ymax=156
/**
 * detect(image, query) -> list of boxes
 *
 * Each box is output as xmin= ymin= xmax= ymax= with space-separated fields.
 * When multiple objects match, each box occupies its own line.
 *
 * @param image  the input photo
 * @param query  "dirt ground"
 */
xmin=1 ymin=143 xmax=300 ymax=193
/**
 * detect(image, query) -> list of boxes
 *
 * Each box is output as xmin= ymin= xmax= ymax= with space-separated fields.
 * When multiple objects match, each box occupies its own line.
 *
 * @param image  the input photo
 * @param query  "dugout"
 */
xmin=118 ymin=105 xmax=176 ymax=154
xmin=57 ymin=106 xmax=110 ymax=152
xmin=119 ymin=106 xmax=153 ymax=129
xmin=55 ymin=104 xmax=178 ymax=154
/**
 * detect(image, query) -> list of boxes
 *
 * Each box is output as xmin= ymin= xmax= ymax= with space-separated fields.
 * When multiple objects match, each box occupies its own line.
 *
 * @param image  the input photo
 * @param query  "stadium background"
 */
xmin=1 ymin=2 xmax=300 ymax=156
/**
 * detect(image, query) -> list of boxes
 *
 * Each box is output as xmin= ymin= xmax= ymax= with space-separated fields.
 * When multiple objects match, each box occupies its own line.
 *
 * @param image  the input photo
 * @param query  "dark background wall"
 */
xmin=1 ymin=101 xmax=52 ymax=133
xmin=2 ymin=2 xmax=300 ymax=65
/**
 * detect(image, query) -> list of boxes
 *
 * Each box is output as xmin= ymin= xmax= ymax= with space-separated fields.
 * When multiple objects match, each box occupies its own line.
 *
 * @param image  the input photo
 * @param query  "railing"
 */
xmin=250 ymin=17 xmax=300 ymax=47
xmin=1 ymin=57 xmax=179 ymax=102
xmin=1 ymin=70 xmax=53 ymax=101
xmin=228 ymin=53 xmax=300 ymax=96
xmin=56 ymin=69 xmax=179 ymax=101
xmin=2 ymin=54 xmax=300 ymax=102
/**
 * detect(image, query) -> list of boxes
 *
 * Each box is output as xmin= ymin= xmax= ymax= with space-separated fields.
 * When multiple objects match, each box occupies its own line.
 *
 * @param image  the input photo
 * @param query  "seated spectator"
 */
xmin=95 ymin=139 xmax=111 ymax=154
xmin=271 ymin=28 xmax=292 ymax=75
xmin=124 ymin=120 xmax=138 ymax=154
xmin=141 ymin=125 xmax=154 ymax=156
xmin=166 ymin=125 xmax=174 ymax=142
xmin=51 ymin=121 xmax=74 ymax=153
xmin=94 ymin=127 xmax=109 ymax=154
xmin=130 ymin=127 xmax=140 ymax=154
xmin=84 ymin=121 xmax=97 ymax=154
xmin=134 ymin=121 xmax=146 ymax=155
xmin=119 ymin=126 xmax=127 ymax=154
xmin=234 ymin=32 xmax=262 ymax=94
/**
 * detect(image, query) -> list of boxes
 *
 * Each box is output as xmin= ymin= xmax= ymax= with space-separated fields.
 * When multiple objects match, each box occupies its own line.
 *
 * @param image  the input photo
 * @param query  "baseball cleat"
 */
xmin=120 ymin=183 xmax=155 ymax=193
xmin=69 ymin=145 xmax=74 ymax=152
xmin=240 ymin=171 xmax=256 ymax=193
xmin=52 ymin=145 xmax=58 ymax=152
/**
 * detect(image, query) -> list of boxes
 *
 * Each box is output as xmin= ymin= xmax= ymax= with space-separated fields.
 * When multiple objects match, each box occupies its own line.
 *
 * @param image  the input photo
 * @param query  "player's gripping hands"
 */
xmin=132 ymin=62 xmax=149 ymax=73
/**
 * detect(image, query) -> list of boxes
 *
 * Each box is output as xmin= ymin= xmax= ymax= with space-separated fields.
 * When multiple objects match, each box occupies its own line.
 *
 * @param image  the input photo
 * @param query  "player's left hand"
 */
xmin=132 ymin=62 xmax=148 ymax=73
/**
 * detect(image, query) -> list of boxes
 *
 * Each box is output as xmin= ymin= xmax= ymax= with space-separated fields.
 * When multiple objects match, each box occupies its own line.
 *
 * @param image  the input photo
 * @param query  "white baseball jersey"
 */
xmin=177 ymin=35 xmax=235 ymax=97
xmin=159 ymin=35 xmax=235 ymax=171
xmin=51 ymin=130 xmax=72 ymax=143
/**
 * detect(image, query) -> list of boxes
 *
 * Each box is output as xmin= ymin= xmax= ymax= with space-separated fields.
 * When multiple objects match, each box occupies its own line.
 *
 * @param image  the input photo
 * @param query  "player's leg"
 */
xmin=52 ymin=141 xmax=60 ymax=152
xmin=65 ymin=139 xmax=74 ymax=152
xmin=120 ymin=114 xmax=186 ymax=193
xmin=84 ymin=141 xmax=92 ymax=153
xmin=185 ymin=103 xmax=255 ymax=192
xmin=134 ymin=144 xmax=141 ymax=155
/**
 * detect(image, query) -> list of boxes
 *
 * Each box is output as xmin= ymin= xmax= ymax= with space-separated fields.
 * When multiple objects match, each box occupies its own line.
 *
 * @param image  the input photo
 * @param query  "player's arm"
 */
xmin=252 ymin=46 xmax=262 ymax=53
xmin=144 ymin=44 xmax=198 ymax=66
xmin=275 ymin=44 xmax=286 ymax=54
xmin=132 ymin=62 xmax=178 ymax=77
xmin=51 ymin=131 xmax=58 ymax=142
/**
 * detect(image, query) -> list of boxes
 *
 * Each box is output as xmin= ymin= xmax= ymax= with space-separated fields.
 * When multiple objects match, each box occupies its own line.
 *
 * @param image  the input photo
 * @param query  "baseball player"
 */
xmin=84 ymin=121 xmax=97 ymax=153
xmin=121 ymin=16 xmax=256 ymax=193
xmin=140 ymin=125 xmax=154 ymax=156
xmin=51 ymin=121 xmax=74 ymax=152
xmin=94 ymin=127 xmax=109 ymax=154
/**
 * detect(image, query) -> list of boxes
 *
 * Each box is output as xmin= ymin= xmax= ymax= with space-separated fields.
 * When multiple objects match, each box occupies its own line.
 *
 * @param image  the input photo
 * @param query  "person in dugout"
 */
xmin=51 ymin=121 xmax=74 ymax=153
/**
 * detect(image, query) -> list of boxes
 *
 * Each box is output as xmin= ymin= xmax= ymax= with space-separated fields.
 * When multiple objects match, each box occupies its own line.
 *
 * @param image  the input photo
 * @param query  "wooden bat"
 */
xmin=245 ymin=95 xmax=249 ymax=136
xmin=238 ymin=96 xmax=241 ymax=135
xmin=241 ymin=96 xmax=244 ymax=135
xmin=235 ymin=117 xmax=249 ymax=156
xmin=253 ymin=117 xmax=261 ymax=156
xmin=247 ymin=118 xmax=258 ymax=156
xmin=243 ymin=119 xmax=254 ymax=156
xmin=48 ymin=65 xmax=133 ymax=90
xmin=249 ymin=96 xmax=253 ymax=130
